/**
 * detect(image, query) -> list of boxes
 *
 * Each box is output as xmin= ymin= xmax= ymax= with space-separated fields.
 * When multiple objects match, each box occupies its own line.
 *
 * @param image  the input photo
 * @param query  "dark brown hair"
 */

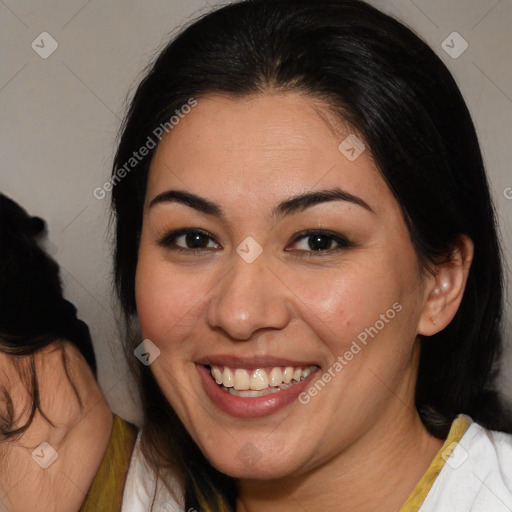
xmin=0 ymin=193 xmax=97 ymax=439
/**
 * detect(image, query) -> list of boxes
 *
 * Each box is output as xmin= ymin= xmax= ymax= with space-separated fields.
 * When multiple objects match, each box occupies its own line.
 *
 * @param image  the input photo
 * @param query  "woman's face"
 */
xmin=135 ymin=92 xmax=430 ymax=479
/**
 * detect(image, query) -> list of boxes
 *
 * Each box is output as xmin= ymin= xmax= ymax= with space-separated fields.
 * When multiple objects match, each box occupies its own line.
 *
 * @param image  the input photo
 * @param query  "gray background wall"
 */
xmin=1 ymin=0 xmax=511 ymax=425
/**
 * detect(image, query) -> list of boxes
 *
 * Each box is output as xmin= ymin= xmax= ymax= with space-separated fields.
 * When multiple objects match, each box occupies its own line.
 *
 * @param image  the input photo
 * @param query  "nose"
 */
xmin=206 ymin=253 xmax=292 ymax=341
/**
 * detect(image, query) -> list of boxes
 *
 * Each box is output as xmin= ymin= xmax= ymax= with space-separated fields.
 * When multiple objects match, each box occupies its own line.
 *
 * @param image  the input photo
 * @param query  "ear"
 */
xmin=417 ymin=234 xmax=474 ymax=336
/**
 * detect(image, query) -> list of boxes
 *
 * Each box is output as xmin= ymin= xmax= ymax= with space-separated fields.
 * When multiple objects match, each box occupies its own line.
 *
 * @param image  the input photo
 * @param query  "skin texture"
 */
xmin=135 ymin=92 xmax=473 ymax=512
xmin=0 ymin=342 xmax=113 ymax=512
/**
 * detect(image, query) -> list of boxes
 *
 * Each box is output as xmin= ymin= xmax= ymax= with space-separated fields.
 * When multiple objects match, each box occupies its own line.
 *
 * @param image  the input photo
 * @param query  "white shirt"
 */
xmin=419 ymin=416 xmax=512 ymax=511
xmin=121 ymin=430 xmax=183 ymax=512
xmin=122 ymin=416 xmax=512 ymax=512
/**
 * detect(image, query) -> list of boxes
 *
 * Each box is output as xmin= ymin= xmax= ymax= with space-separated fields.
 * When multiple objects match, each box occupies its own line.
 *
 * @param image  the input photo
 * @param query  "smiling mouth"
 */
xmin=207 ymin=364 xmax=318 ymax=397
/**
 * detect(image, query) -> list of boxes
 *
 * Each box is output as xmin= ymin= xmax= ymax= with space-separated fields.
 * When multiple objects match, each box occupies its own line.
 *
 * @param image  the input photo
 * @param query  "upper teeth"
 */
xmin=210 ymin=365 xmax=316 ymax=391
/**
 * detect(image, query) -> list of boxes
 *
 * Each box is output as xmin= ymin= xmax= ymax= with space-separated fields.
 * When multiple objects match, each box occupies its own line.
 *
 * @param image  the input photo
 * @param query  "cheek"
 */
xmin=134 ymin=249 xmax=202 ymax=348
xmin=281 ymin=259 xmax=404 ymax=352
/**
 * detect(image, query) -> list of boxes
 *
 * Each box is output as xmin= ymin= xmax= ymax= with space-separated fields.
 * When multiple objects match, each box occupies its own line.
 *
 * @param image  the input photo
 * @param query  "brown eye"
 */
xmin=158 ymin=228 xmax=220 ymax=252
xmin=287 ymin=230 xmax=354 ymax=256
xmin=181 ymin=232 xmax=212 ymax=249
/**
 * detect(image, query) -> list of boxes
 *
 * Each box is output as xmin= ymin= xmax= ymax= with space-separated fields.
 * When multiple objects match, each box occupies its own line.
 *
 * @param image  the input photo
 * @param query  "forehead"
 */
xmin=145 ymin=93 xmax=394 ymax=217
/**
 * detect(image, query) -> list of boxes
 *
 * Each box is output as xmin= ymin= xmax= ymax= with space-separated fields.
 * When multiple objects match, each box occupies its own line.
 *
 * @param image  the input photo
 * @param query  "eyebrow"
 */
xmin=148 ymin=187 xmax=375 ymax=220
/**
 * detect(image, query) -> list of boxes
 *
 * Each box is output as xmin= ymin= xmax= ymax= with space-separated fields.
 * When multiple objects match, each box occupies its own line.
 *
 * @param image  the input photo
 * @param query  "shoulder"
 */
xmin=420 ymin=415 xmax=512 ymax=512
xmin=0 ymin=340 xmax=113 ymax=512
xmin=122 ymin=430 xmax=185 ymax=512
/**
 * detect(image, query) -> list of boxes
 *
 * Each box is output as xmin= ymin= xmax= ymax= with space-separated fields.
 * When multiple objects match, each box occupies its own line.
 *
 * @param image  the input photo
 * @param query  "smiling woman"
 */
xmin=101 ymin=0 xmax=512 ymax=511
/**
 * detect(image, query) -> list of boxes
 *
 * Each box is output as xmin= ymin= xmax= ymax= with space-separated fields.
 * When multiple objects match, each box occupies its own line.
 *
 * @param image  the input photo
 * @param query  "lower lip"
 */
xmin=196 ymin=364 xmax=319 ymax=418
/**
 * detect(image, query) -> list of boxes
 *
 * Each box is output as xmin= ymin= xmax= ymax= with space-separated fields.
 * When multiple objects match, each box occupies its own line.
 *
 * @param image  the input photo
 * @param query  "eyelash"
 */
xmin=157 ymin=228 xmax=354 ymax=257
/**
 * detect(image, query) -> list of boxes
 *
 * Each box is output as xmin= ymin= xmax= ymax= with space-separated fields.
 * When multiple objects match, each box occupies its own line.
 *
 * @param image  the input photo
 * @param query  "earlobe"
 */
xmin=417 ymin=235 xmax=474 ymax=336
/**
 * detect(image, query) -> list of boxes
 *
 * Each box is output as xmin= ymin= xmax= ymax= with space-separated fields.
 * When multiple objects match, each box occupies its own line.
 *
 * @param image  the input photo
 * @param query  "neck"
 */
xmin=236 ymin=376 xmax=444 ymax=512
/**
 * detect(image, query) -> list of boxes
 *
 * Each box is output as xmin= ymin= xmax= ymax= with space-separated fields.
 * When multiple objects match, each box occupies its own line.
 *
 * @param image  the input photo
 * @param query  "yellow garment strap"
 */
xmin=79 ymin=413 xmax=138 ymax=512
xmin=398 ymin=414 xmax=470 ymax=512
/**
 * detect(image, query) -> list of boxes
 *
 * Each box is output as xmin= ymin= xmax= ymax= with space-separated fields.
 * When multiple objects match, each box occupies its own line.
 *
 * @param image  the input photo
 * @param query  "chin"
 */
xmin=197 ymin=434 xmax=311 ymax=481
xmin=209 ymin=454 xmax=305 ymax=480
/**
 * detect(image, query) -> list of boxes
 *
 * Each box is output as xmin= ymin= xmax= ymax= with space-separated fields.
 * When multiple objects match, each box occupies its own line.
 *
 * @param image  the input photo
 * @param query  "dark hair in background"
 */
xmin=0 ymin=193 xmax=97 ymax=439
xmin=110 ymin=0 xmax=512 ymax=509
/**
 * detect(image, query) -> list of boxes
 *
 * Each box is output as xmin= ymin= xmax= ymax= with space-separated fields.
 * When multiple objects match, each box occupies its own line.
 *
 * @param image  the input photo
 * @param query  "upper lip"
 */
xmin=196 ymin=354 xmax=319 ymax=370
